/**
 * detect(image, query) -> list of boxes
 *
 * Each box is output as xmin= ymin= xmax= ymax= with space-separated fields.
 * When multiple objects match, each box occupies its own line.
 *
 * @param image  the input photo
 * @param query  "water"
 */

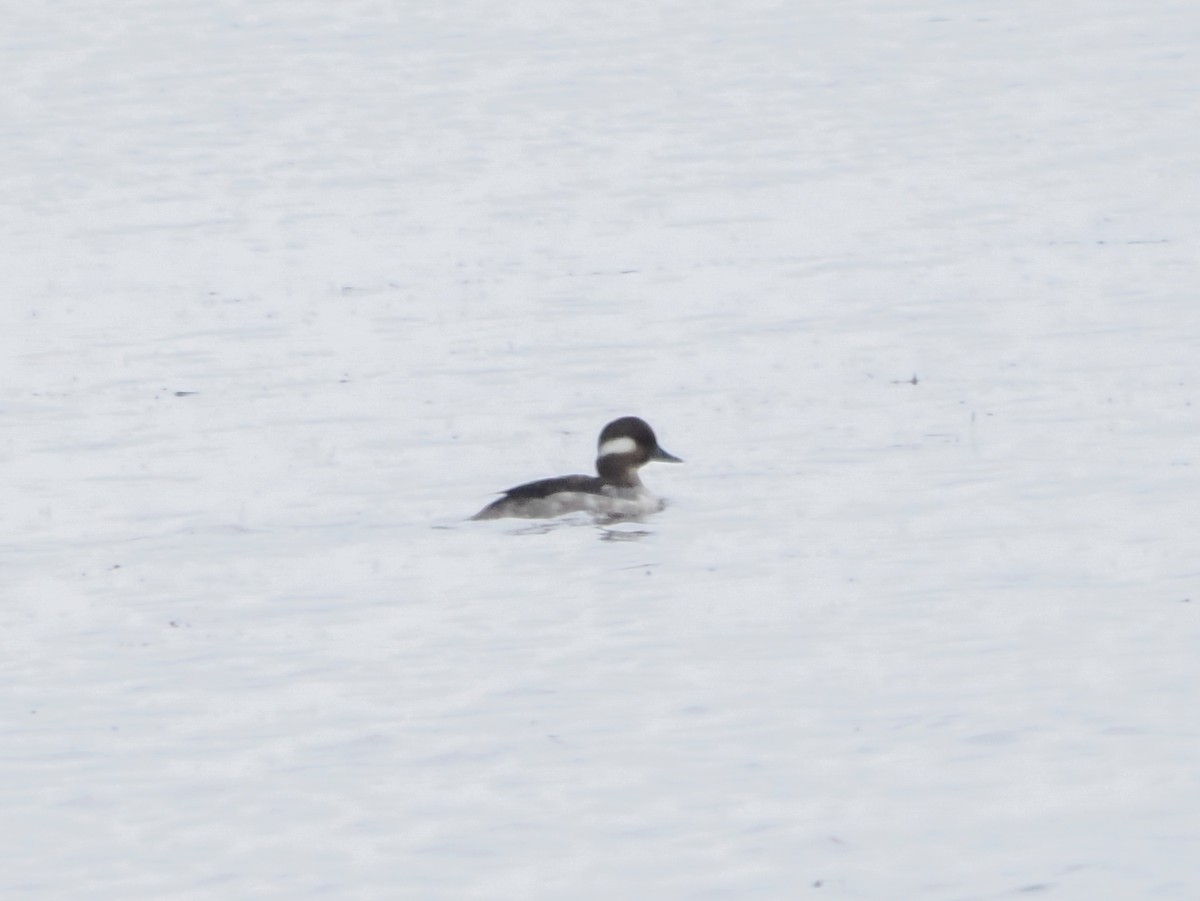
xmin=4 ymin=0 xmax=1199 ymax=897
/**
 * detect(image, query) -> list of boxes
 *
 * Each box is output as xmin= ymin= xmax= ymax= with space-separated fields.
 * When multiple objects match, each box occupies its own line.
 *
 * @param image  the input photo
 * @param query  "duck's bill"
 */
xmin=652 ymin=446 xmax=683 ymax=463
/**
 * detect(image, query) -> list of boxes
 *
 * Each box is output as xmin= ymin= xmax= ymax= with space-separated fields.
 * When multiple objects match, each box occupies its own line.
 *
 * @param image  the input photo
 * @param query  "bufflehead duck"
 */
xmin=471 ymin=416 xmax=682 ymax=521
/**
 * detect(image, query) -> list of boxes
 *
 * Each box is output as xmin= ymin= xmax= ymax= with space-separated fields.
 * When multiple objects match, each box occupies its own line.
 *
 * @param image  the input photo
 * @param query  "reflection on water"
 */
xmin=497 ymin=515 xmax=656 ymax=542
xmin=597 ymin=525 xmax=653 ymax=542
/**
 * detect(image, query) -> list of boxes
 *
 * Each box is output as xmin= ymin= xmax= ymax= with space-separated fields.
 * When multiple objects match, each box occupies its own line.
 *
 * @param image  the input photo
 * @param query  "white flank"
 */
xmin=597 ymin=436 xmax=637 ymax=457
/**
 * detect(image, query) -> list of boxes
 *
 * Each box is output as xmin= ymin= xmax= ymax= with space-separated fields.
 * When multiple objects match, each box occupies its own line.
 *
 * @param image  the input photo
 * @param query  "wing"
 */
xmin=498 ymin=474 xmax=604 ymax=500
xmin=470 ymin=474 xmax=606 ymax=520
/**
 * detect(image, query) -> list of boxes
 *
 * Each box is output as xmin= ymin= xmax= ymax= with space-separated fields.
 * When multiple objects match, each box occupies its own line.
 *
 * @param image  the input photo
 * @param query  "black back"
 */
xmin=498 ymin=474 xmax=606 ymax=500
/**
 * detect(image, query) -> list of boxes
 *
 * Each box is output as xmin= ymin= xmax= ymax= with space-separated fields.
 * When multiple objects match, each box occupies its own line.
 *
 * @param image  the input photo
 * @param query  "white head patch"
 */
xmin=598 ymin=436 xmax=637 ymax=457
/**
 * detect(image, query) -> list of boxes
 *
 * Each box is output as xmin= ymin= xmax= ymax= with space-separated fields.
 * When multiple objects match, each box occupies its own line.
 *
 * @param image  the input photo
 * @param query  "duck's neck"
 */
xmin=596 ymin=454 xmax=643 ymax=488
